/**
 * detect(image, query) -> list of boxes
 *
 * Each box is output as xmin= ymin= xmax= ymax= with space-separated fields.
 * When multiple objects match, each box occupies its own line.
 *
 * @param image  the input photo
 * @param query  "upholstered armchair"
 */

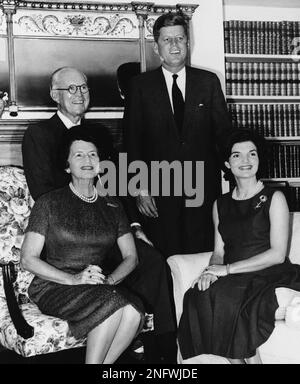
xmin=0 ymin=165 xmax=153 ymax=361
xmin=0 ymin=166 xmax=87 ymax=358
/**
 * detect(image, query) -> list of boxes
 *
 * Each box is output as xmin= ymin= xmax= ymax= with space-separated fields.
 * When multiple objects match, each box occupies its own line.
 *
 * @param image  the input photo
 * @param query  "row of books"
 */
xmin=224 ymin=20 xmax=300 ymax=55
xmin=228 ymin=103 xmax=300 ymax=137
xmin=225 ymin=62 xmax=300 ymax=96
xmin=267 ymin=144 xmax=300 ymax=178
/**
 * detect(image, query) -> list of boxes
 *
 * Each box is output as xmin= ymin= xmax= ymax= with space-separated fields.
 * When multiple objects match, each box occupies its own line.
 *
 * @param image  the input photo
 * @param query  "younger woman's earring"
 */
xmin=66 ymin=169 xmax=71 ymax=174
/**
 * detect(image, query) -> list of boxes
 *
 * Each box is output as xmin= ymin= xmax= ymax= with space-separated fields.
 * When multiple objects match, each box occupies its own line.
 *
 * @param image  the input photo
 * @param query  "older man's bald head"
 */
xmin=50 ymin=67 xmax=87 ymax=90
xmin=50 ymin=67 xmax=90 ymax=124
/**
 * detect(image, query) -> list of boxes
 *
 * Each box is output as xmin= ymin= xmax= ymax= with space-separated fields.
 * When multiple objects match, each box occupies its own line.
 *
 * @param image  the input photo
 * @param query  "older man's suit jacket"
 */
xmin=123 ymin=66 xmax=233 ymax=257
xmin=22 ymin=113 xmax=70 ymax=201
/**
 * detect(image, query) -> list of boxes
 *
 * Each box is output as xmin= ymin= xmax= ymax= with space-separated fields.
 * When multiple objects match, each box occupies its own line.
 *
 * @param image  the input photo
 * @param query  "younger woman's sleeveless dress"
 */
xmin=178 ymin=187 xmax=300 ymax=359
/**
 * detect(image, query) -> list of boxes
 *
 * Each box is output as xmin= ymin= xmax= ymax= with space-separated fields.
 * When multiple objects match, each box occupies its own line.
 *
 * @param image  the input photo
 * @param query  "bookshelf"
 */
xmin=223 ymin=0 xmax=300 ymax=211
xmin=226 ymin=54 xmax=300 ymax=62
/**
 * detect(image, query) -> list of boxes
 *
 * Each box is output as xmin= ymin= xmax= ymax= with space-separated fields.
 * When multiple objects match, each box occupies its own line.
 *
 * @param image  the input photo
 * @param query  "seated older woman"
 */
xmin=21 ymin=126 xmax=144 ymax=364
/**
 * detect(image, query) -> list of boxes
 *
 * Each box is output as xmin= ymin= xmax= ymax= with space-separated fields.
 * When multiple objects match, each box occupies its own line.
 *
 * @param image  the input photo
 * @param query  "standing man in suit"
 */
xmin=22 ymin=66 xmax=177 ymax=363
xmin=124 ymin=12 xmax=233 ymax=258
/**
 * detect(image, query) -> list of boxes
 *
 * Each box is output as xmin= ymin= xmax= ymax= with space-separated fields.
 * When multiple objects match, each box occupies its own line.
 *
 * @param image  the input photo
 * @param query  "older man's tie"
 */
xmin=172 ymin=74 xmax=185 ymax=133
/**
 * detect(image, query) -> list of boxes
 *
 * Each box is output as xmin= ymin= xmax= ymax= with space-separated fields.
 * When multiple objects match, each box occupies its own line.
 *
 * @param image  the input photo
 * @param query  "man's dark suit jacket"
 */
xmin=22 ymin=114 xmax=116 ymax=201
xmin=22 ymin=114 xmax=70 ymax=201
xmin=123 ymin=65 xmax=233 ymax=257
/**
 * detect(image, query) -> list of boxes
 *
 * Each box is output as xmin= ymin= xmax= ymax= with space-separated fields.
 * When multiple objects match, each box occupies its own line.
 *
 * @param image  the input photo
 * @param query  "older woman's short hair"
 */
xmin=152 ymin=11 xmax=189 ymax=42
xmin=60 ymin=124 xmax=106 ymax=170
xmin=222 ymin=128 xmax=269 ymax=183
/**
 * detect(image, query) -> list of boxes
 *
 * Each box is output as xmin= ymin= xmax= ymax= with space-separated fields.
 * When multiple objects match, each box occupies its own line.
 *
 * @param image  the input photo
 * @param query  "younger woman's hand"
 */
xmin=192 ymin=273 xmax=218 ymax=291
xmin=72 ymin=265 xmax=106 ymax=285
xmin=203 ymin=264 xmax=227 ymax=277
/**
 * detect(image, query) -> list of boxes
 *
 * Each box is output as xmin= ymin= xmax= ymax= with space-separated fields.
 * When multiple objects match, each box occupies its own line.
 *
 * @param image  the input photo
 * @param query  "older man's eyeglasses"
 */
xmin=53 ymin=84 xmax=89 ymax=95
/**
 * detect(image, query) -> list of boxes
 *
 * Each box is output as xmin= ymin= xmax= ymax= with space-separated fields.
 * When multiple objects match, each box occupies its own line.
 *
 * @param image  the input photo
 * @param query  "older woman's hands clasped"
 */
xmin=72 ymin=265 xmax=106 ymax=285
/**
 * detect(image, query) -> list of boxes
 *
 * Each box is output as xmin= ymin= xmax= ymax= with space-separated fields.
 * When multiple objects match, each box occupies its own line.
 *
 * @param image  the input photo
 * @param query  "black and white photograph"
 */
xmin=1 ymin=0 xmax=300 ymax=369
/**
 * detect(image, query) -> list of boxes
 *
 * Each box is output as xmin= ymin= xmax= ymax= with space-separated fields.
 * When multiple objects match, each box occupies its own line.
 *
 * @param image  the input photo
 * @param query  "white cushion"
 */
xmin=288 ymin=212 xmax=300 ymax=265
xmin=167 ymin=252 xmax=211 ymax=323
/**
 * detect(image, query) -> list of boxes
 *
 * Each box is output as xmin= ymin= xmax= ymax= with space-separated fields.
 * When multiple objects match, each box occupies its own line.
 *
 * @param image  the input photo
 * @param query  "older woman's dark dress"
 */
xmin=178 ymin=187 xmax=300 ymax=359
xmin=27 ymin=186 xmax=144 ymax=339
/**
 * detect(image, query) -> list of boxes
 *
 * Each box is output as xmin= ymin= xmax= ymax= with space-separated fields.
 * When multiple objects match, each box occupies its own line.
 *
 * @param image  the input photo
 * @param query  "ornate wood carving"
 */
xmin=0 ymin=9 xmax=6 ymax=33
xmin=14 ymin=11 xmax=139 ymax=38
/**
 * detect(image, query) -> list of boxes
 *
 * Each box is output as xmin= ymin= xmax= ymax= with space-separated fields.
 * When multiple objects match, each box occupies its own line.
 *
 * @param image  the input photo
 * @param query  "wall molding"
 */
xmin=14 ymin=11 xmax=139 ymax=37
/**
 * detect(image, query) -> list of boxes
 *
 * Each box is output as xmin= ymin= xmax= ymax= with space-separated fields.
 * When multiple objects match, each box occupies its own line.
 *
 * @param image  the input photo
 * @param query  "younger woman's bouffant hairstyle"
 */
xmin=222 ymin=128 xmax=269 ymax=184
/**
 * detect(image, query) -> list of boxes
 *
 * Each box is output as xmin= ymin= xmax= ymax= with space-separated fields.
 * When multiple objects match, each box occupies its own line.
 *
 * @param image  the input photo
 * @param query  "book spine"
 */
xmin=226 ymin=62 xmax=231 ymax=95
xmin=229 ymin=20 xmax=235 ymax=54
xmin=224 ymin=21 xmax=230 ymax=53
xmin=231 ymin=62 xmax=237 ymax=95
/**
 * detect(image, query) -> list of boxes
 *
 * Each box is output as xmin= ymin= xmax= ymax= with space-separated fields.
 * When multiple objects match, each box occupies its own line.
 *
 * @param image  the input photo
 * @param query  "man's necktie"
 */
xmin=172 ymin=74 xmax=185 ymax=133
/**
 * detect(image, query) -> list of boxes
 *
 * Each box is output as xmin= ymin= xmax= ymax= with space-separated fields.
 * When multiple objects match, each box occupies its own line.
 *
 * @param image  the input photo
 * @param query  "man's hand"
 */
xmin=136 ymin=190 xmax=158 ymax=218
xmin=132 ymin=224 xmax=154 ymax=247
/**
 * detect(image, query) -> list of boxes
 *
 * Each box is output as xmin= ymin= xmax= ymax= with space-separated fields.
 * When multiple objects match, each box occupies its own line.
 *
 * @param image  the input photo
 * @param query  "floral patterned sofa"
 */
xmin=0 ymin=166 xmax=152 ymax=359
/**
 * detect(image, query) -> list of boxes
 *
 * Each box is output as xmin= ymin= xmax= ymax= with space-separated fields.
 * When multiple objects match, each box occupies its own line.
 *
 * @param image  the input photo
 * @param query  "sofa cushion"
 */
xmin=288 ymin=212 xmax=300 ymax=265
xmin=275 ymin=287 xmax=300 ymax=321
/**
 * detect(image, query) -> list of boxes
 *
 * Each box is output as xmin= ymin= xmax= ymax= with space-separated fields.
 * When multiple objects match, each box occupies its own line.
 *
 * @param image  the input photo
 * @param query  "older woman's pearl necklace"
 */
xmin=69 ymin=182 xmax=98 ymax=203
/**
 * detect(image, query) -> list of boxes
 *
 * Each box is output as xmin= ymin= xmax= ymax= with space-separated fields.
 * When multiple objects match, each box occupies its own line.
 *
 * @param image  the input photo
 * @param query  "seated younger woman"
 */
xmin=178 ymin=129 xmax=300 ymax=364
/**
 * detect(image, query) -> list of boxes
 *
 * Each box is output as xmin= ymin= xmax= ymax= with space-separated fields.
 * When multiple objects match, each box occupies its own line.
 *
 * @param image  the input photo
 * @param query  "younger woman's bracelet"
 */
xmin=226 ymin=264 xmax=231 ymax=275
xmin=106 ymin=275 xmax=115 ymax=285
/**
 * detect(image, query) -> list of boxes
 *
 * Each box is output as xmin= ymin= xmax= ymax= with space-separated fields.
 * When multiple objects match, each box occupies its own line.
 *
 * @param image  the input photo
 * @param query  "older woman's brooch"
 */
xmin=254 ymin=195 xmax=268 ymax=209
